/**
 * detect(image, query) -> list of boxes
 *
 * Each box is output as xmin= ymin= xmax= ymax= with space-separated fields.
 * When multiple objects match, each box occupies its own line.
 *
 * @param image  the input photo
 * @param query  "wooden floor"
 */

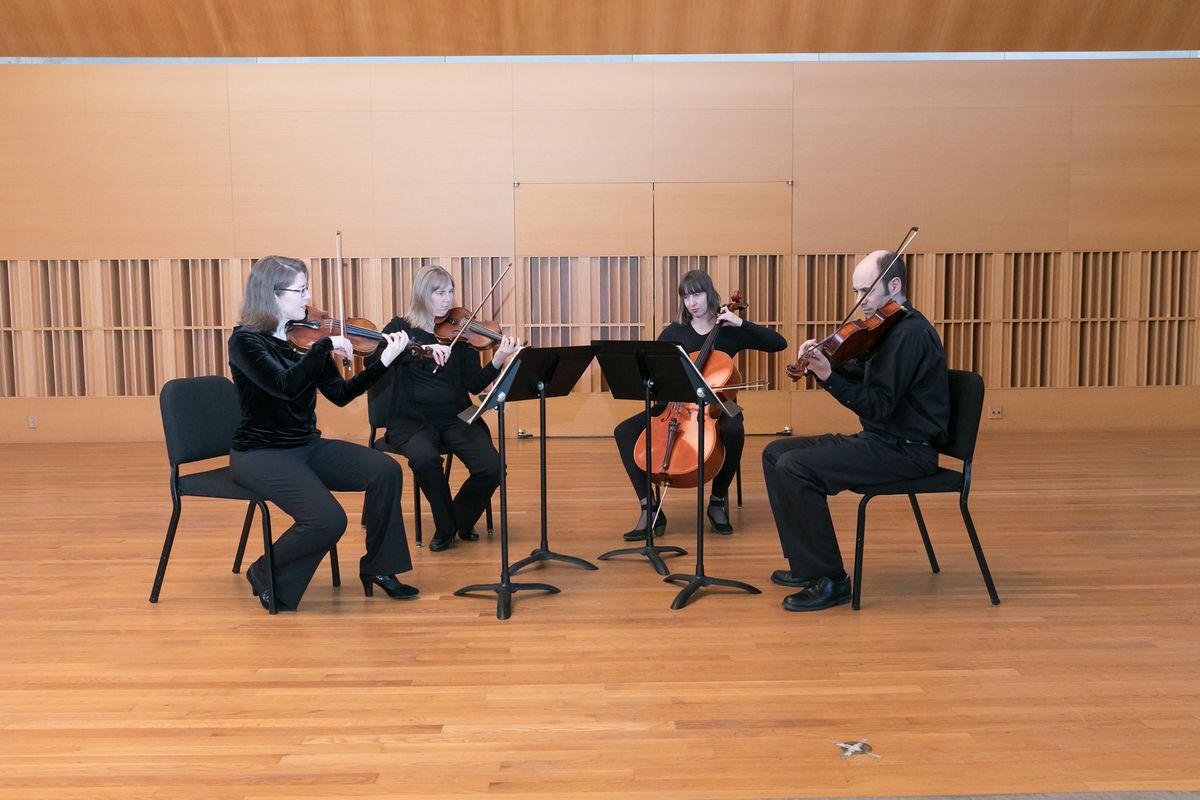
xmin=1 ymin=432 xmax=1199 ymax=799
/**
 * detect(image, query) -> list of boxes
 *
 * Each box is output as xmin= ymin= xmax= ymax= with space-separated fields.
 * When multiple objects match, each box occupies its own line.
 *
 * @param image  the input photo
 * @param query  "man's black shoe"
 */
xmin=428 ymin=535 xmax=454 ymax=552
xmin=457 ymin=529 xmax=480 ymax=542
xmin=770 ymin=570 xmax=818 ymax=589
xmin=782 ymin=575 xmax=852 ymax=612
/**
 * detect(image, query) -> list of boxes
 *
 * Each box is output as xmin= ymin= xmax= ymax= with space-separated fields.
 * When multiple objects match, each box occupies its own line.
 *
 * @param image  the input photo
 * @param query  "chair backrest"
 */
xmin=159 ymin=376 xmax=242 ymax=466
xmin=940 ymin=369 xmax=985 ymax=463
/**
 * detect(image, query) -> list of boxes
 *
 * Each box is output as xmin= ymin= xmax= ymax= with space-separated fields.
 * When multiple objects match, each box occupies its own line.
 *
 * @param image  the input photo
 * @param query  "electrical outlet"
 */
xmin=27 ymin=415 xmax=37 ymax=429
xmin=987 ymin=406 xmax=1003 ymax=419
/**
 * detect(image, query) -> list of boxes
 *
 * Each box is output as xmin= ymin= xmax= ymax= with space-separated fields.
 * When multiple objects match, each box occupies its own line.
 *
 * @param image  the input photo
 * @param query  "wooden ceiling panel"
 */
xmin=0 ymin=0 xmax=1196 ymax=58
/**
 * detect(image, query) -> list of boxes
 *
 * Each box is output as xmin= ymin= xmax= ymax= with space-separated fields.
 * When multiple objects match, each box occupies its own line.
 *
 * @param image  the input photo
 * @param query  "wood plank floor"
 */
xmin=1 ymin=432 xmax=1198 ymax=799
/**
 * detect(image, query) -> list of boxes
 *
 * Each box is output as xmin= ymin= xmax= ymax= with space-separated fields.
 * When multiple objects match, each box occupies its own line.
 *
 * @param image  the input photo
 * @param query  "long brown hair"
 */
xmin=404 ymin=265 xmax=454 ymax=330
xmin=676 ymin=269 xmax=720 ymax=325
xmin=238 ymin=255 xmax=307 ymax=333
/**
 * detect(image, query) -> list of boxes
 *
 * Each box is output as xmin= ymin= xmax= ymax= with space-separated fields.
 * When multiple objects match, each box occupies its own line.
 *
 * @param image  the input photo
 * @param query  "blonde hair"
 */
xmin=238 ymin=255 xmax=307 ymax=333
xmin=404 ymin=266 xmax=454 ymax=330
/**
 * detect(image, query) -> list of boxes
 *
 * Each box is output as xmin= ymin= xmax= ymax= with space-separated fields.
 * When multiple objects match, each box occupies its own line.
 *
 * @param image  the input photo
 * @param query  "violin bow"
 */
xmin=333 ymin=230 xmax=351 ymax=369
xmin=441 ymin=260 xmax=512 ymax=351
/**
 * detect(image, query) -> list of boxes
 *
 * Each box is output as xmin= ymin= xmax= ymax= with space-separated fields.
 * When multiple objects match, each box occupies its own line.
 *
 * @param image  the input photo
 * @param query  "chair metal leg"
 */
xmin=149 ymin=496 xmax=182 ymax=603
xmin=735 ymin=465 xmax=743 ymax=507
xmin=328 ymin=545 xmax=341 ymax=587
xmin=908 ymin=494 xmax=940 ymax=573
xmin=232 ymin=501 xmax=255 ymax=573
xmin=485 ymin=500 xmax=494 ymax=536
xmin=851 ymin=494 xmax=871 ymax=610
xmin=258 ymin=501 xmax=278 ymax=614
xmin=960 ymin=499 xmax=1000 ymax=605
xmin=412 ymin=471 xmax=423 ymax=546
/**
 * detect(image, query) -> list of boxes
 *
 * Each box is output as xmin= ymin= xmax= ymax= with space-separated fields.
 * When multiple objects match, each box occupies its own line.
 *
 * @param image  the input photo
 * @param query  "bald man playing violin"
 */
xmin=762 ymin=250 xmax=949 ymax=612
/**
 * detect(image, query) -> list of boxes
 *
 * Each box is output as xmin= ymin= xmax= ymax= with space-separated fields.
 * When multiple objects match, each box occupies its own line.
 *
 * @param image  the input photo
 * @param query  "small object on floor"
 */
xmin=833 ymin=738 xmax=880 ymax=759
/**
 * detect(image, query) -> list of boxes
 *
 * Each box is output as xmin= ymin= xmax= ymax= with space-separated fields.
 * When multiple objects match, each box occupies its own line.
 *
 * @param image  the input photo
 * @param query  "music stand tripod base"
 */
xmin=454 ymin=580 xmax=560 ymax=621
xmin=663 ymin=572 xmax=762 ymax=610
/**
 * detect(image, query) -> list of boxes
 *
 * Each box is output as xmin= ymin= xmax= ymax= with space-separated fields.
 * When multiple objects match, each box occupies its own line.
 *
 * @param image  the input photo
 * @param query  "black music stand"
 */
xmin=507 ymin=345 xmax=600 ymax=575
xmin=593 ymin=340 xmax=690 ymax=576
xmin=656 ymin=346 xmax=761 ymax=609
xmin=453 ymin=350 xmax=560 ymax=619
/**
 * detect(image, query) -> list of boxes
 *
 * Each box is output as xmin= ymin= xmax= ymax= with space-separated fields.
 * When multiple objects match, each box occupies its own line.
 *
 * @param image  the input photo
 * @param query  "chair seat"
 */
xmin=852 ymin=467 xmax=964 ymax=496
xmin=177 ymin=466 xmax=262 ymax=501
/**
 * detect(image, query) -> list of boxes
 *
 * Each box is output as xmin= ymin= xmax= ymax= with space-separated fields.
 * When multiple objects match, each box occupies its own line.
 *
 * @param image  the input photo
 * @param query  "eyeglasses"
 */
xmin=277 ymin=285 xmax=309 ymax=295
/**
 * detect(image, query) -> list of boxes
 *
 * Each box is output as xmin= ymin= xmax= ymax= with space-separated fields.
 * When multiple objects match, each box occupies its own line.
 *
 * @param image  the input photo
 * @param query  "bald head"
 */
xmin=852 ymin=250 xmax=907 ymax=317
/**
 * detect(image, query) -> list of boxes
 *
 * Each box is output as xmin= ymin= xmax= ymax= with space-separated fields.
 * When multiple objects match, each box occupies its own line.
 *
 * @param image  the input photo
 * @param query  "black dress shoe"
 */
xmin=428 ymin=535 xmax=454 ymax=552
xmin=706 ymin=500 xmax=734 ymax=534
xmin=623 ymin=507 xmax=666 ymax=542
xmin=770 ymin=569 xmax=818 ymax=588
xmin=246 ymin=567 xmax=289 ymax=612
xmin=360 ymin=574 xmax=420 ymax=599
xmin=457 ymin=529 xmax=480 ymax=542
xmin=782 ymin=575 xmax=852 ymax=612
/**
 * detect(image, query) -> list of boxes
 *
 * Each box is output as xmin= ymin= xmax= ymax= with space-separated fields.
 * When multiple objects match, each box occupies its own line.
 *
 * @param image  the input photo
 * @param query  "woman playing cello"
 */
xmin=368 ymin=265 xmax=520 ymax=552
xmin=613 ymin=269 xmax=787 ymax=539
xmin=227 ymin=255 xmax=418 ymax=612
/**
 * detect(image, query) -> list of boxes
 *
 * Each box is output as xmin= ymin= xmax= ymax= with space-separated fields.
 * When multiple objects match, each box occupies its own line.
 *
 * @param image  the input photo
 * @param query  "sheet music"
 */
xmin=674 ymin=344 xmax=741 ymax=418
xmin=458 ymin=345 xmax=528 ymax=425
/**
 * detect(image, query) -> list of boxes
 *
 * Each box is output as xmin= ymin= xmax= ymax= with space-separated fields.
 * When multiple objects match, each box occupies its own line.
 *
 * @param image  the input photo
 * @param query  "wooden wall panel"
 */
xmin=793 ymin=107 xmax=1071 ymax=253
xmin=0 ymin=113 xmax=92 ymax=189
xmin=373 ymin=111 xmax=514 ymax=184
xmin=1069 ymin=106 xmax=1200 ymax=252
xmin=0 ymin=65 xmax=90 ymax=113
xmin=513 ymin=63 xmax=653 ymax=110
xmin=88 ymin=112 xmax=231 ymax=187
xmin=516 ymin=184 xmax=652 ymax=255
xmin=232 ymin=186 xmax=375 ymax=258
xmin=229 ymin=112 xmax=373 ymax=188
xmin=83 ymin=64 xmax=229 ymax=112
xmin=653 ymin=109 xmax=792 ymax=183
xmin=655 ymin=183 xmax=791 ymax=255
xmin=374 ymin=184 xmax=515 ymax=255
xmin=0 ymin=188 xmax=95 ymax=259
xmin=515 ymin=110 xmax=653 ymax=183
xmin=653 ymin=62 xmax=794 ymax=110
xmin=227 ymin=63 xmax=372 ymax=112
xmin=89 ymin=186 xmax=236 ymax=256
xmin=1072 ymin=59 xmax=1200 ymax=108
xmin=372 ymin=63 xmax=512 ymax=111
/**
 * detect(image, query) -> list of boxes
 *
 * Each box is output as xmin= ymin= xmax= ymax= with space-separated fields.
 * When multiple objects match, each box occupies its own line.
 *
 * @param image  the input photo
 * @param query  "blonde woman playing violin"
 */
xmin=367 ymin=266 xmax=519 ymax=553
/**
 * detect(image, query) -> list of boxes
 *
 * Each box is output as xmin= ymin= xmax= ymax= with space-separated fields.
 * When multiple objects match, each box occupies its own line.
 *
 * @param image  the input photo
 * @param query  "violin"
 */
xmin=786 ymin=226 xmax=918 ymax=381
xmin=786 ymin=300 xmax=906 ymax=379
xmin=434 ymin=308 xmax=505 ymax=351
xmin=633 ymin=290 xmax=747 ymax=489
xmin=287 ymin=305 xmax=434 ymax=360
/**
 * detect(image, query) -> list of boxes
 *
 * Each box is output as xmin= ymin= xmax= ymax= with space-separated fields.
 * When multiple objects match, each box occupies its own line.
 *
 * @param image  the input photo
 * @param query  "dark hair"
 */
xmin=238 ymin=255 xmax=308 ymax=333
xmin=676 ymin=269 xmax=720 ymax=325
xmin=876 ymin=251 xmax=907 ymax=294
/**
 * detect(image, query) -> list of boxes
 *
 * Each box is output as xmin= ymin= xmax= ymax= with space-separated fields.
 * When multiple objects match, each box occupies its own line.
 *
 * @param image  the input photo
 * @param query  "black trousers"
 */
xmin=385 ymin=418 xmax=499 ymax=541
xmin=761 ymin=432 xmax=938 ymax=579
xmin=230 ymin=438 xmax=412 ymax=609
xmin=613 ymin=409 xmax=744 ymax=502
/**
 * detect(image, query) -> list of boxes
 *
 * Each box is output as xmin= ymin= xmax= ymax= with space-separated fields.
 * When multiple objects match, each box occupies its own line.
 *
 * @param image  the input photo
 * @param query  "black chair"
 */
xmin=848 ymin=369 xmax=1000 ymax=610
xmin=150 ymin=376 xmax=339 ymax=614
xmin=366 ymin=371 xmax=494 ymax=547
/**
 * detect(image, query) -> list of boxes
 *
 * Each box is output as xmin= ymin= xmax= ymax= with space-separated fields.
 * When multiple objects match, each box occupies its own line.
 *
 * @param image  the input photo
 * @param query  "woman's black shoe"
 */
xmin=246 ymin=567 xmax=287 ymax=612
xmin=458 ymin=529 xmax=480 ymax=542
xmin=706 ymin=499 xmax=734 ymax=534
xmin=623 ymin=505 xmax=667 ymax=542
xmin=428 ymin=535 xmax=454 ymax=552
xmin=360 ymin=574 xmax=420 ymax=599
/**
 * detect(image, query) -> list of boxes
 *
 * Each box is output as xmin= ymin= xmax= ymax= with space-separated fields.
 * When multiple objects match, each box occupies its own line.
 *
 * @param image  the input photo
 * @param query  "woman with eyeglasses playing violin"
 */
xmin=366 ymin=265 xmax=520 ymax=553
xmin=227 ymin=255 xmax=418 ymax=613
xmin=612 ymin=269 xmax=787 ymax=540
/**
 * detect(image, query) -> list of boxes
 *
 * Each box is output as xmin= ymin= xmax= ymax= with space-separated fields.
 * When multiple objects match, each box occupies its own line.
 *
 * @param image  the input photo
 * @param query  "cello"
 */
xmin=633 ymin=290 xmax=747 ymax=490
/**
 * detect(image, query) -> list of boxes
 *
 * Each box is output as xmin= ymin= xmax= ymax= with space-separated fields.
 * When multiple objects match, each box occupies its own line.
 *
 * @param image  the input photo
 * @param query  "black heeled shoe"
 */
xmin=706 ymin=498 xmax=734 ymax=534
xmin=360 ymin=574 xmax=420 ymax=600
xmin=246 ymin=567 xmax=286 ymax=612
xmin=623 ymin=505 xmax=667 ymax=542
xmin=458 ymin=529 xmax=480 ymax=542
xmin=429 ymin=535 xmax=454 ymax=552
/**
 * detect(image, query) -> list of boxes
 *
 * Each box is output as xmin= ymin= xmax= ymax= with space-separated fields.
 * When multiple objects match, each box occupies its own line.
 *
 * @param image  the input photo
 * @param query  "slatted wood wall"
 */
xmin=1 ymin=59 xmax=1198 ymax=439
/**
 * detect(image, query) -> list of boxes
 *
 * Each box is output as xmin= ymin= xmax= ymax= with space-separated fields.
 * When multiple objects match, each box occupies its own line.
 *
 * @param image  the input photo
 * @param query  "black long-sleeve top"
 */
xmin=657 ymin=319 xmax=789 ymax=358
xmin=368 ymin=317 xmax=502 ymax=436
xmin=228 ymin=327 xmax=386 ymax=451
xmin=817 ymin=303 xmax=950 ymax=444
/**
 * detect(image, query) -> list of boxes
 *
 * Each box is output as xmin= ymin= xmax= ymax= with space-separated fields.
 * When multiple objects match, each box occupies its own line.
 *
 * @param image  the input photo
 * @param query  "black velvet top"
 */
xmin=227 ymin=327 xmax=386 ymax=451
xmin=818 ymin=302 xmax=950 ymax=444
xmin=657 ymin=318 xmax=789 ymax=357
xmin=367 ymin=318 xmax=501 ymax=439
